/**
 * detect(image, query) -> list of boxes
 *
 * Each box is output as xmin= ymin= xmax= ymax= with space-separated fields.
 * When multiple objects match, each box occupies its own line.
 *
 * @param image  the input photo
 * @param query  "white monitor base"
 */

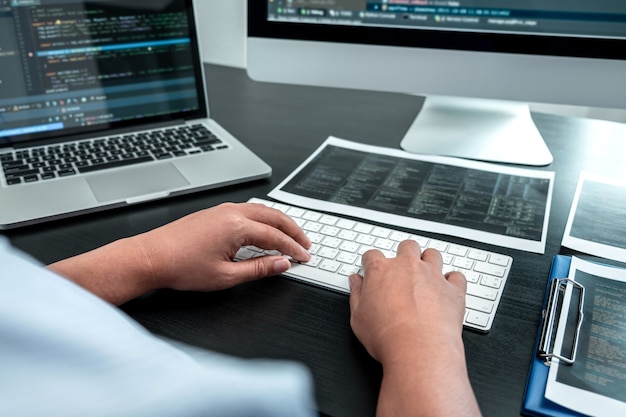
xmin=400 ymin=96 xmax=553 ymax=166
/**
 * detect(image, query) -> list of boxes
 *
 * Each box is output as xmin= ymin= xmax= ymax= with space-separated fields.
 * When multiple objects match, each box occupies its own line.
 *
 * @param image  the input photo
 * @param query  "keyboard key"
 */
xmin=320 ymin=214 xmax=338 ymax=225
xmin=339 ymin=241 xmax=359 ymax=253
xmin=337 ymin=252 xmax=358 ymax=264
xmin=6 ymin=168 xmax=39 ymax=178
xmin=374 ymin=238 xmax=394 ymax=251
xmin=58 ymin=169 xmax=77 ymax=177
xmin=304 ymin=256 xmax=322 ymax=267
xmin=466 ymin=295 xmax=494 ymax=314
xmin=428 ymin=240 xmax=448 ymax=252
xmin=319 ymin=259 xmax=341 ymax=273
xmin=465 ymin=310 xmax=491 ymax=328
xmin=481 ymin=275 xmax=503 ymax=289
xmin=356 ymin=234 xmax=375 ymax=245
xmin=372 ymin=227 xmax=391 ymax=238
xmin=464 ymin=271 xmax=482 ymax=284
xmin=338 ymin=264 xmax=361 ymax=276
xmin=286 ymin=207 xmax=306 ymax=218
xmin=272 ymin=203 xmax=291 ymax=213
xmin=303 ymin=211 xmax=322 ymax=221
xmin=466 ymin=283 xmax=498 ymax=301
xmin=489 ymin=254 xmax=510 ymax=267
xmin=320 ymin=226 xmax=340 ymax=236
xmin=389 ymin=231 xmax=409 ymax=241
xmin=318 ymin=247 xmax=339 ymax=259
xmin=448 ymin=245 xmax=468 ymax=257
xmin=468 ymin=249 xmax=489 ymax=262
xmin=452 ymin=258 xmax=474 ymax=270
xmin=354 ymin=223 xmax=373 ymax=234
xmin=320 ymin=237 xmax=341 ymax=249
xmin=337 ymin=230 xmax=357 ymax=241
xmin=336 ymin=218 xmax=356 ymax=229
xmin=303 ymin=222 xmax=323 ymax=232
xmin=474 ymin=261 xmax=506 ymax=278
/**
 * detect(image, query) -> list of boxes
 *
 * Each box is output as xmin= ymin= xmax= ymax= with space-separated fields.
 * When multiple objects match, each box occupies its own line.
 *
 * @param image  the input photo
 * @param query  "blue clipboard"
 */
xmin=521 ymin=255 xmax=587 ymax=417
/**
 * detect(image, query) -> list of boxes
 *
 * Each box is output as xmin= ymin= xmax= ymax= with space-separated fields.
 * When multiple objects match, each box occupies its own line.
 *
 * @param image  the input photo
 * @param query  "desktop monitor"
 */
xmin=247 ymin=1 xmax=626 ymax=166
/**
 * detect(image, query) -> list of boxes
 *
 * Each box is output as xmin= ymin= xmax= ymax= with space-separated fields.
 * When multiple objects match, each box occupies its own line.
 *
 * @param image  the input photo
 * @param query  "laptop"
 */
xmin=0 ymin=0 xmax=271 ymax=229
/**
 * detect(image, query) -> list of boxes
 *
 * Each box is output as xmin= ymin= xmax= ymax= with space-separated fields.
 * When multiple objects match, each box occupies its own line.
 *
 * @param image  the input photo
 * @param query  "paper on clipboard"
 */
xmin=545 ymin=256 xmax=626 ymax=416
xmin=562 ymin=171 xmax=626 ymax=263
xmin=269 ymin=137 xmax=554 ymax=253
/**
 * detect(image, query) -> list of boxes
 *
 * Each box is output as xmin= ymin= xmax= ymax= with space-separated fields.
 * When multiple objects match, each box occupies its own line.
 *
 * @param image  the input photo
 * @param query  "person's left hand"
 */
xmin=48 ymin=202 xmax=311 ymax=304
xmin=137 ymin=202 xmax=311 ymax=293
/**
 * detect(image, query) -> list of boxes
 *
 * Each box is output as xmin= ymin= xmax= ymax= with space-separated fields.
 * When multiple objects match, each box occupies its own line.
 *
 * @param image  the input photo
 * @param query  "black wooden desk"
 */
xmin=5 ymin=64 xmax=626 ymax=417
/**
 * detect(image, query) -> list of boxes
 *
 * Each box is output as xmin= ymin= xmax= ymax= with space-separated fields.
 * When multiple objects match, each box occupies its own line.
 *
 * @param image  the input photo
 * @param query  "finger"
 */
xmin=239 ymin=203 xmax=311 ymax=248
xmin=395 ymin=239 xmax=421 ymax=258
xmin=445 ymin=270 xmax=468 ymax=293
xmin=421 ymin=247 xmax=443 ymax=267
xmin=242 ymin=220 xmax=311 ymax=263
xmin=359 ymin=248 xmax=386 ymax=272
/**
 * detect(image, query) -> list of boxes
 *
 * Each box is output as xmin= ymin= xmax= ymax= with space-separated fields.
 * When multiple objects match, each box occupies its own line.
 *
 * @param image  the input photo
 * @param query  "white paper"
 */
xmin=546 ymin=256 xmax=626 ymax=416
xmin=269 ymin=137 xmax=554 ymax=253
xmin=562 ymin=171 xmax=626 ymax=263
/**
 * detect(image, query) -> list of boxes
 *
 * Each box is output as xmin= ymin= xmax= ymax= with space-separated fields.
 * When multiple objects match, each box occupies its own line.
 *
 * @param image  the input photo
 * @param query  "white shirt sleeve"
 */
xmin=0 ymin=238 xmax=317 ymax=417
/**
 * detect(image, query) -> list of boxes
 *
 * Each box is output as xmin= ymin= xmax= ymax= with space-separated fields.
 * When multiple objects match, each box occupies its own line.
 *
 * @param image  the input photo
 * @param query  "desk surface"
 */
xmin=5 ymin=64 xmax=626 ymax=417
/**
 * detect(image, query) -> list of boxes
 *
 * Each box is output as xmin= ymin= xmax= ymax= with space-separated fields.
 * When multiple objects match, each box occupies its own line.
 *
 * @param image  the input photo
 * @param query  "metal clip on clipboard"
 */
xmin=538 ymin=278 xmax=585 ymax=366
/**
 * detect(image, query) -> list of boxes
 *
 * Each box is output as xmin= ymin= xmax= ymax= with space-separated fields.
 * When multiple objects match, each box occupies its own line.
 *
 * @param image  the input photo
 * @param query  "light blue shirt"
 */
xmin=0 ymin=238 xmax=317 ymax=417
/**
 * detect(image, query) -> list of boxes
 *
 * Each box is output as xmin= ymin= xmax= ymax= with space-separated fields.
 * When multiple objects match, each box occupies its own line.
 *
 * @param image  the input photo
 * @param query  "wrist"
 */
xmin=377 ymin=330 xmax=474 ymax=416
xmin=121 ymin=234 xmax=164 ymax=293
xmin=50 ymin=235 xmax=158 ymax=305
xmin=377 ymin=321 xmax=465 ymax=366
xmin=390 ymin=335 xmax=465 ymax=362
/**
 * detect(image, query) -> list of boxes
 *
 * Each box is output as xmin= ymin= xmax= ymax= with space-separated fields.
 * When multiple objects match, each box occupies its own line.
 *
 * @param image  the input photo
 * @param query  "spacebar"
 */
xmin=283 ymin=263 xmax=351 ymax=294
xmin=78 ymin=156 xmax=155 ymax=173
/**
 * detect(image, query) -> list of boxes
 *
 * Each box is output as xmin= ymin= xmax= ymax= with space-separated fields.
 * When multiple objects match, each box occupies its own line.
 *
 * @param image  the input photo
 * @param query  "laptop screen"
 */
xmin=0 ymin=0 xmax=207 ymax=146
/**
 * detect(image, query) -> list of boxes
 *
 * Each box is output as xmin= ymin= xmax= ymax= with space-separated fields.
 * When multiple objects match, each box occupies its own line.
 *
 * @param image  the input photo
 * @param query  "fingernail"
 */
xmin=274 ymin=258 xmax=290 ymax=274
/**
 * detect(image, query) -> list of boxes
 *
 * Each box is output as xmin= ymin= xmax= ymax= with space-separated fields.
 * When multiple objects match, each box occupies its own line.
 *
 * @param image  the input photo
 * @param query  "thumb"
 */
xmin=233 ymin=256 xmax=292 ymax=281
xmin=348 ymin=274 xmax=363 ymax=311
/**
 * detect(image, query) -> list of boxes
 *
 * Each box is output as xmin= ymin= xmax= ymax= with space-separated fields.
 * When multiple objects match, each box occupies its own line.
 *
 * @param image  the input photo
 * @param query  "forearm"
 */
xmin=376 ymin=335 xmax=481 ymax=417
xmin=47 ymin=236 xmax=156 ymax=305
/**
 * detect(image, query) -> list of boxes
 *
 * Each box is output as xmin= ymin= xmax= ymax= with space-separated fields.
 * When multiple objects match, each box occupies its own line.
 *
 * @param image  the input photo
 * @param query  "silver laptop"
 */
xmin=0 ymin=0 xmax=271 ymax=229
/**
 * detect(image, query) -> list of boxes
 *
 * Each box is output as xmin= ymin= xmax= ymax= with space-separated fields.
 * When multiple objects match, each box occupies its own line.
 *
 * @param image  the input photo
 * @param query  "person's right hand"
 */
xmin=348 ymin=240 xmax=481 ymax=417
xmin=348 ymin=239 xmax=467 ymax=363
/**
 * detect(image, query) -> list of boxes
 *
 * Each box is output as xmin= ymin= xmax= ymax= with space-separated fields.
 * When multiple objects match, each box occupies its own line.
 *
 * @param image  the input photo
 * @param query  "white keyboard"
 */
xmin=236 ymin=198 xmax=512 ymax=332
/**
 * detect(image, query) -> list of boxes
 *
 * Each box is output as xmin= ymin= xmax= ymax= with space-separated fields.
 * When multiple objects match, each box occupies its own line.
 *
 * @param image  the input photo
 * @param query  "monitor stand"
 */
xmin=400 ymin=96 xmax=554 ymax=166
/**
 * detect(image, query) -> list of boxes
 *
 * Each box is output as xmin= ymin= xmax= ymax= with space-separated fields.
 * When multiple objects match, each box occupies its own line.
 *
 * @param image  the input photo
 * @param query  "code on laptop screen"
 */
xmin=0 ymin=0 xmax=204 ymax=143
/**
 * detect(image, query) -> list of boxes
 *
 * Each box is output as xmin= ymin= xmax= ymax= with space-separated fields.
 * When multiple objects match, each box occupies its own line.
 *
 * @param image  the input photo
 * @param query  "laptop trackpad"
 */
xmin=87 ymin=163 xmax=190 ymax=202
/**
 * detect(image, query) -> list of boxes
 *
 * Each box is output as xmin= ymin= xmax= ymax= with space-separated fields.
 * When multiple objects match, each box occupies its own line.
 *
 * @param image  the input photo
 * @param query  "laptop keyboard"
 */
xmin=236 ymin=198 xmax=512 ymax=332
xmin=1 ymin=124 xmax=228 ymax=186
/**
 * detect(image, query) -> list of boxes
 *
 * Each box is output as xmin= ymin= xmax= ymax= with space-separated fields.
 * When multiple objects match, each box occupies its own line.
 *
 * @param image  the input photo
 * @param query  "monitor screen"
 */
xmin=247 ymin=1 xmax=626 ymax=165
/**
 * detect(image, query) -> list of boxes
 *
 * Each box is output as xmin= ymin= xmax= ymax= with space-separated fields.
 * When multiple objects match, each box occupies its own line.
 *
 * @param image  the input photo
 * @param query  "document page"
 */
xmin=546 ymin=256 xmax=626 ymax=415
xmin=562 ymin=171 xmax=626 ymax=263
xmin=269 ymin=137 xmax=554 ymax=253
